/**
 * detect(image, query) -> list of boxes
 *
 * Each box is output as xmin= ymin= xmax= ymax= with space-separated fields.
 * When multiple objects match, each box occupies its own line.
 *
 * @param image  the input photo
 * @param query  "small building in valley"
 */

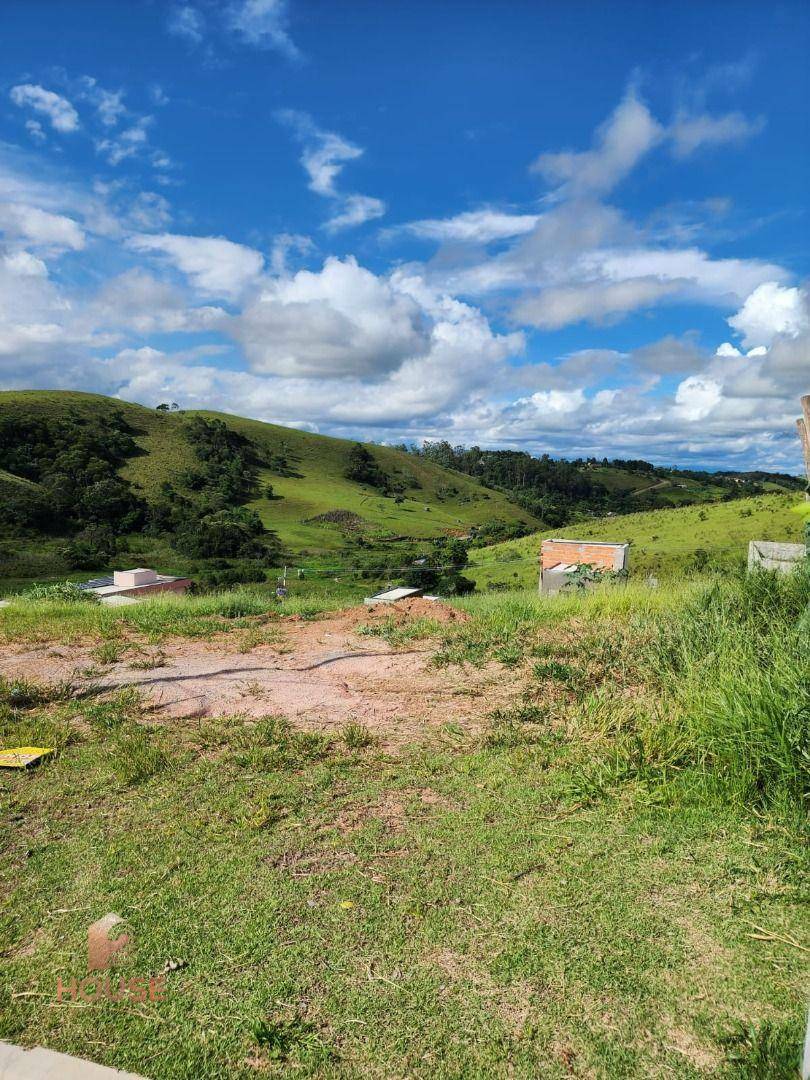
xmin=540 ymin=539 xmax=629 ymax=596
xmin=77 ymin=568 xmax=192 ymax=604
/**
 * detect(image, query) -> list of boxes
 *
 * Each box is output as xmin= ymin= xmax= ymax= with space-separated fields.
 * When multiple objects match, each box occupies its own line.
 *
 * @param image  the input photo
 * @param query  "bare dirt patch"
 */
xmin=0 ymin=603 xmax=510 ymax=750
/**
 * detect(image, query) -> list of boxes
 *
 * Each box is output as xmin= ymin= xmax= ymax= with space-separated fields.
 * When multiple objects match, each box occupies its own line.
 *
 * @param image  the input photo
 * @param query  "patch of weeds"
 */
xmin=386 ymin=618 xmax=443 ymax=646
xmin=236 ymin=627 xmax=283 ymax=653
xmin=203 ymin=592 xmax=270 ymax=620
xmin=22 ymin=581 xmax=98 ymax=603
xmin=530 ymin=641 xmax=573 ymax=660
xmin=251 ymin=1014 xmax=332 ymax=1064
xmin=340 ymin=721 xmax=376 ymax=750
xmin=561 ymin=730 xmax=673 ymax=805
xmin=234 ymin=716 xmax=332 ymax=770
xmin=239 ymin=679 xmax=266 ymax=699
xmin=431 ymin=638 xmax=490 ymax=668
xmin=505 ymin=703 xmax=550 ymax=724
xmin=481 ymin=702 xmax=554 ymax=750
xmin=0 ymin=706 xmax=79 ymax=754
xmin=440 ymin=720 xmax=467 ymax=743
xmin=0 ymin=676 xmax=75 ymax=710
xmin=481 ymin=721 xmax=529 ymax=749
xmin=243 ymin=790 xmax=293 ymax=830
xmin=84 ymin=687 xmax=142 ymax=731
xmin=354 ymin=617 xmax=435 ymax=646
xmin=91 ymin=640 xmax=126 ymax=666
xmin=128 ymin=649 xmax=166 ymax=671
xmin=109 ymin=727 xmax=171 ymax=785
xmin=721 ymin=1017 xmax=803 ymax=1078
xmin=0 ymin=678 xmax=45 ymax=710
xmin=532 ymin=660 xmax=582 ymax=685
xmin=494 ymin=642 xmax=523 ymax=667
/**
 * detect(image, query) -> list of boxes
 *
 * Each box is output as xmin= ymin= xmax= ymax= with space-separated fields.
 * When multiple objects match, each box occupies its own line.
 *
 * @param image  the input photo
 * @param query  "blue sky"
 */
xmin=1 ymin=0 xmax=808 ymax=470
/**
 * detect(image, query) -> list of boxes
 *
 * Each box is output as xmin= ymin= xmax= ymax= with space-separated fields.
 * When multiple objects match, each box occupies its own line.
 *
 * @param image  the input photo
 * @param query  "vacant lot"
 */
xmin=1 ymin=573 xmax=807 ymax=1078
xmin=0 ymin=599 xmax=498 ymax=750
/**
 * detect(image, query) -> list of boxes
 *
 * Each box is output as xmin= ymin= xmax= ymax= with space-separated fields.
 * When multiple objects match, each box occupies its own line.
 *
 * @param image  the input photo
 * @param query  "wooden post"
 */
xmin=799 ymin=394 xmax=810 ymax=492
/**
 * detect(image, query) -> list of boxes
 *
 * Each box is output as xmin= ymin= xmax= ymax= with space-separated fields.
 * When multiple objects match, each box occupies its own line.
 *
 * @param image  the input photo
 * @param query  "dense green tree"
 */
xmin=344 ymin=443 xmax=387 ymax=487
xmin=174 ymin=507 xmax=275 ymax=559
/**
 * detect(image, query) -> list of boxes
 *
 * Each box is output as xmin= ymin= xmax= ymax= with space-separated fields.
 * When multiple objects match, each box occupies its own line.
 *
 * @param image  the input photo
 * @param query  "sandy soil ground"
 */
xmin=0 ymin=600 xmax=515 ymax=749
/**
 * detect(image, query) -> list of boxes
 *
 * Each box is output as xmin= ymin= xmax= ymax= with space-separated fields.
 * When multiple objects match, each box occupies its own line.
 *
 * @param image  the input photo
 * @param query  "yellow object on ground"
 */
xmin=0 ymin=746 xmax=54 ymax=768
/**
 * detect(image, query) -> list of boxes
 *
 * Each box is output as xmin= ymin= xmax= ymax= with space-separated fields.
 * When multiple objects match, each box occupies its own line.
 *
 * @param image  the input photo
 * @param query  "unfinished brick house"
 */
xmin=540 ymin=539 xmax=629 ymax=595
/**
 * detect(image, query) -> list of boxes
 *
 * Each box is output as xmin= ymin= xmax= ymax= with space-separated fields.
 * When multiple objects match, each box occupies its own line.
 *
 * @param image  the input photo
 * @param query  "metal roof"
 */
xmin=76 ymin=576 xmax=115 ymax=590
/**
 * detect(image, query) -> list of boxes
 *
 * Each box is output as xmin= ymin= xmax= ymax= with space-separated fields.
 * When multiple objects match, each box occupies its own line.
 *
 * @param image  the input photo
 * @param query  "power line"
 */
xmin=293 ymin=555 xmax=541 ymax=575
xmin=291 ymin=538 xmax=764 ymax=577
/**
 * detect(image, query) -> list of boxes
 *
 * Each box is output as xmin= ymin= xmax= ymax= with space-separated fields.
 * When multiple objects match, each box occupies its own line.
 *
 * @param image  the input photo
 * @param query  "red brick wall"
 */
xmin=541 ymin=540 xmax=624 ymax=571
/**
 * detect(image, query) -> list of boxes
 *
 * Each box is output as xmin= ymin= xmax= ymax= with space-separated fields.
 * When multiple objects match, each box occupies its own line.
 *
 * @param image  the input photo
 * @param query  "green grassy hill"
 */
xmin=0 ymin=390 xmax=538 ymax=557
xmin=588 ymin=464 xmax=732 ymax=506
xmin=467 ymin=493 xmax=805 ymax=588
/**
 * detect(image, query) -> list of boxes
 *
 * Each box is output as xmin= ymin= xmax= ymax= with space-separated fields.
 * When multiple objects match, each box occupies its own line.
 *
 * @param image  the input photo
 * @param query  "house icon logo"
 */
xmin=87 ymin=913 xmax=130 ymax=971
xmin=55 ymin=913 xmax=167 ymax=1004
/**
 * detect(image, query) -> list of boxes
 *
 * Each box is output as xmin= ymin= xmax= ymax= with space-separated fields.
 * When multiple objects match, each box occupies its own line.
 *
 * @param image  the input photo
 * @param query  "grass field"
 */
xmin=467 ymin=493 xmax=805 ymax=589
xmin=588 ymin=464 xmax=733 ymax=506
xmin=1 ymin=568 xmax=807 ymax=1077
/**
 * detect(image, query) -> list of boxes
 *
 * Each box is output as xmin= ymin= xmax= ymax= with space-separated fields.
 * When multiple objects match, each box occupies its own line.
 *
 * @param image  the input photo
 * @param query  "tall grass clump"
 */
xmin=439 ymin=582 xmax=696 ymax=667
xmin=110 ymin=727 xmax=172 ymax=785
xmin=22 ymin=581 xmax=99 ymax=603
xmin=643 ymin=565 xmax=809 ymax=816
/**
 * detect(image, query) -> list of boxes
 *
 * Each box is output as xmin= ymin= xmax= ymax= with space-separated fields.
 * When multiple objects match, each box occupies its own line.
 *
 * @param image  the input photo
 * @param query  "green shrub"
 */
xmin=21 ymin=581 xmax=98 ymax=603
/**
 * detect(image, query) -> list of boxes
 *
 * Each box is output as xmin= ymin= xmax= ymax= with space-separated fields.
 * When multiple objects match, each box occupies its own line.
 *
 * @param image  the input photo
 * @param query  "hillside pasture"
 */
xmin=0 ymin=391 xmax=537 ymax=561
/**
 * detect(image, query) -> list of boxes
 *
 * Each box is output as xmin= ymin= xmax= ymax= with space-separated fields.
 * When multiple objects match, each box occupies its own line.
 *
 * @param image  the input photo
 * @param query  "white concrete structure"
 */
xmin=748 ymin=540 xmax=806 ymax=573
xmin=113 ymin=569 xmax=158 ymax=588
xmin=77 ymin=568 xmax=192 ymax=603
xmin=364 ymin=586 xmax=423 ymax=605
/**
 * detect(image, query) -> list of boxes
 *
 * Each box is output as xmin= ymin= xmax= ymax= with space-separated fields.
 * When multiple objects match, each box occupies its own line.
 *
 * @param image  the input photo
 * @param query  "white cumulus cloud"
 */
xmin=231 ymin=256 xmax=429 ymax=377
xmin=727 ymin=282 xmax=809 ymax=349
xmin=279 ymin=110 xmax=386 ymax=230
xmin=0 ymin=201 xmax=85 ymax=251
xmin=531 ymin=90 xmax=664 ymax=196
xmin=10 ymin=84 xmax=80 ymax=133
xmin=167 ymin=5 xmax=206 ymax=45
xmin=513 ymin=278 xmax=678 ymax=329
xmin=670 ymin=110 xmax=765 ymax=158
xmin=127 ymin=232 xmax=265 ymax=299
xmin=396 ymin=208 xmax=541 ymax=243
